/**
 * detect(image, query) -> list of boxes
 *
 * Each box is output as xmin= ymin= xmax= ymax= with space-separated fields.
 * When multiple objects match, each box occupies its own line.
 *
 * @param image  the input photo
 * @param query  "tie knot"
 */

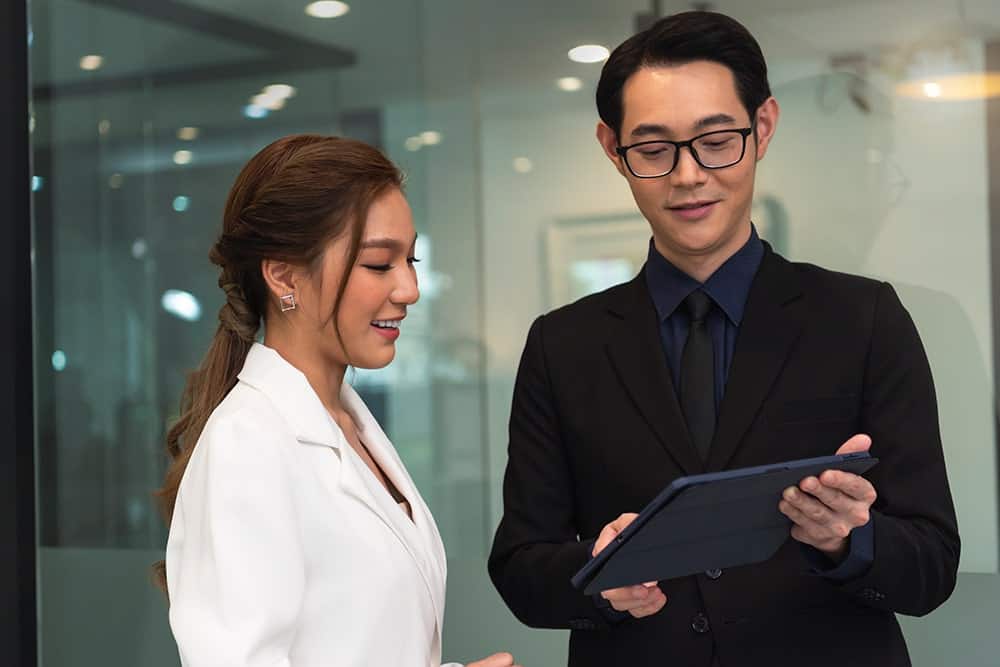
xmin=683 ymin=289 xmax=713 ymax=322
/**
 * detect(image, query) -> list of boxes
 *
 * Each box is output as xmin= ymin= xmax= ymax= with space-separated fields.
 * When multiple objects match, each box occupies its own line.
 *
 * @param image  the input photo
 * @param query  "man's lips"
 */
xmin=668 ymin=200 xmax=719 ymax=220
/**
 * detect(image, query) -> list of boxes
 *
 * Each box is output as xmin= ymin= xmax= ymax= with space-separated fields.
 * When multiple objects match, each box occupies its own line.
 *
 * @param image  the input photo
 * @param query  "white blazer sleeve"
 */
xmin=166 ymin=408 xmax=306 ymax=667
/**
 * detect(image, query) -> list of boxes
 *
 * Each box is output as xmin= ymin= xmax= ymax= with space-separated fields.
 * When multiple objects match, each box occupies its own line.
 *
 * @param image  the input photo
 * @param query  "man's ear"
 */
xmin=752 ymin=97 xmax=780 ymax=162
xmin=596 ymin=121 xmax=628 ymax=178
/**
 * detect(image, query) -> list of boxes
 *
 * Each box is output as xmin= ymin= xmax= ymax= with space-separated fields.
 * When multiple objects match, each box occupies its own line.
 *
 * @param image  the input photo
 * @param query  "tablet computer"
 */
xmin=570 ymin=452 xmax=878 ymax=596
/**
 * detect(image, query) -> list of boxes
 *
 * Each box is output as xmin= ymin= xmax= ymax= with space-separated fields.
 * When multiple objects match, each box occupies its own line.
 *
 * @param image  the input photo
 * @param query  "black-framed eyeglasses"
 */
xmin=615 ymin=127 xmax=754 ymax=178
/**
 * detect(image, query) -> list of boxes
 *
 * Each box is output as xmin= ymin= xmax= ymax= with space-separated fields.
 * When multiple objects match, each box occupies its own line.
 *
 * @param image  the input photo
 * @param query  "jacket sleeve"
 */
xmin=166 ymin=409 xmax=306 ymax=667
xmin=488 ymin=315 xmax=613 ymax=631
xmin=832 ymin=282 xmax=961 ymax=615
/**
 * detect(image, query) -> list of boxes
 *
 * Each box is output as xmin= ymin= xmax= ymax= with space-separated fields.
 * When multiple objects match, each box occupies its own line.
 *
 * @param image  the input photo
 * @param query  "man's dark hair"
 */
xmin=596 ymin=11 xmax=771 ymax=138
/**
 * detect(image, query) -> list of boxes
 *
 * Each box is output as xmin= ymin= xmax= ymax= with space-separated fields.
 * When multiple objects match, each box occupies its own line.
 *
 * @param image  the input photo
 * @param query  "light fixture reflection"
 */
xmin=557 ymin=76 xmax=583 ymax=91
xmin=512 ymin=157 xmax=534 ymax=174
xmin=32 ymin=176 xmax=43 ymax=192
xmin=51 ymin=350 xmax=67 ymax=372
xmin=173 ymin=195 xmax=190 ymax=212
xmin=79 ymin=54 xmax=104 ymax=71
xmin=420 ymin=130 xmax=442 ymax=145
xmin=568 ymin=45 xmax=609 ymax=64
xmin=243 ymin=104 xmax=269 ymax=119
xmin=305 ymin=1 xmax=349 ymax=18
xmin=251 ymin=93 xmax=286 ymax=111
xmin=161 ymin=289 xmax=202 ymax=322
xmin=173 ymin=150 xmax=193 ymax=165
xmin=896 ymin=73 xmax=1000 ymax=101
xmin=404 ymin=136 xmax=423 ymax=151
xmin=177 ymin=126 xmax=200 ymax=141
xmin=263 ymin=84 xmax=297 ymax=99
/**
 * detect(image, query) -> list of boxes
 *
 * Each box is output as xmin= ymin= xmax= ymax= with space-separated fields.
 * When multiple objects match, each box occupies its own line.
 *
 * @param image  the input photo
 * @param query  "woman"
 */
xmin=156 ymin=135 xmax=520 ymax=667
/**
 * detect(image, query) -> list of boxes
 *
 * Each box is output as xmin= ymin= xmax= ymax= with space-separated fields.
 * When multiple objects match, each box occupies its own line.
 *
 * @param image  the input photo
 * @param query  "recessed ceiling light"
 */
xmin=263 ymin=84 xmax=297 ymax=99
xmin=173 ymin=150 xmax=193 ymax=165
xmin=79 ymin=54 xmax=104 ymax=71
xmin=557 ymin=76 xmax=583 ymax=91
xmin=172 ymin=195 xmax=191 ymax=212
xmin=404 ymin=136 xmax=423 ymax=152
xmin=131 ymin=238 xmax=148 ymax=259
xmin=512 ymin=157 xmax=534 ymax=173
xmin=251 ymin=93 xmax=286 ymax=111
xmin=243 ymin=104 xmax=269 ymax=119
xmin=420 ymin=130 xmax=442 ymax=146
xmin=305 ymin=1 xmax=349 ymax=18
xmin=177 ymin=126 xmax=199 ymax=141
xmin=568 ymin=45 xmax=609 ymax=64
xmin=922 ymin=81 xmax=942 ymax=98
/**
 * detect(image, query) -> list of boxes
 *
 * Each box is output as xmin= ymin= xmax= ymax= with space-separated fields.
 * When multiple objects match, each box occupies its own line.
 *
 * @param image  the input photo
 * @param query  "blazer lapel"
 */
xmin=604 ymin=272 xmax=705 ymax=476
xmin=238 ymin=344 xmax=446 ymax=630
xmin=340 ymin=385 xmax=447 ymax=632
xmin=708 ymin=245 xmax=806 ymax=471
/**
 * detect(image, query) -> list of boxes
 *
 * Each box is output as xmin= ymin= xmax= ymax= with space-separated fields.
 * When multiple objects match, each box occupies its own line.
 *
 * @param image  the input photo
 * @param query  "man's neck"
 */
xmin=652 ymin=222 xmax=752 ymax=284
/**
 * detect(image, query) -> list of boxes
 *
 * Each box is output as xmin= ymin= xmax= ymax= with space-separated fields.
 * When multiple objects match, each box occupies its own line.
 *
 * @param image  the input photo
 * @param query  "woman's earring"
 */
xmin=280 ymin=293 xmax=297 ymax=312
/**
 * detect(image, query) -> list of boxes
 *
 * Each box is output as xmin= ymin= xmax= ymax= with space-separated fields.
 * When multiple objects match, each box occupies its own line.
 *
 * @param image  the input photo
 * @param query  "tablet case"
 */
xmin=571 ymin=452 xmax=878 ymax=596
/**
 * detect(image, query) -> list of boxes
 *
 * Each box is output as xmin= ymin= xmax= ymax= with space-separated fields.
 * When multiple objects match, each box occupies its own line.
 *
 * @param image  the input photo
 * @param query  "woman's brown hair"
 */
xmin=152 ymin=134 xmax=403 ymax=591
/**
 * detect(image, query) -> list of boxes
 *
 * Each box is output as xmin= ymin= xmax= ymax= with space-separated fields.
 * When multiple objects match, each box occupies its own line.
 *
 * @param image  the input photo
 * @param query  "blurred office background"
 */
xmin=23 ymin=0 xmax=1000 ymax=664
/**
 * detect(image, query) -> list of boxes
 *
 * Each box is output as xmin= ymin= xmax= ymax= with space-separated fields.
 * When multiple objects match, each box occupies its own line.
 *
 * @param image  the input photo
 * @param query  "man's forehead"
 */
xmin=620 ymin=63 xmax=746 ymax=136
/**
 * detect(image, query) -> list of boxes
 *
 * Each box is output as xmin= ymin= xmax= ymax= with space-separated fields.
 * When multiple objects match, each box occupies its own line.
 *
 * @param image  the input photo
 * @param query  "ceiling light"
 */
xmin=161 ymin=289 xmax=202 ymax=322
xmin=109 ymin=173 xmax=124 ymax=189
xmin=177 ymin=126 xmax=199 ymax=141
xmin=557 ymin=76 xmax=583 ymax=91
xmin=243 ymin=104 xmax=269 ymax=119
xmin=251 ymin=93 xmax=286 ymax=111
xmin=172 ymin=196 xmax=190 ymax=212
xmin=32 ymin=176 xmax=43 ymax=192
xmin=173 ymin=150 xmax=193 ymax=165
xmin=896 ymin=73 xmax=1000 ymax=101
xmin=263 ymin=84 xmax=297 ymax=99
xmin=404 ymin=136 xmax=423 ymax=151
xmin=512 ymin=157 xmax=534 ymax=174
xmin=420 ymin=130 xmax=442 ymax=146
xmin=79 ymin=54 xmax=104 ymax=71
xmin=305 ymin=1 xmax=349 ymax=18
xmin=568 ymin=45 xmax=609 ymax=64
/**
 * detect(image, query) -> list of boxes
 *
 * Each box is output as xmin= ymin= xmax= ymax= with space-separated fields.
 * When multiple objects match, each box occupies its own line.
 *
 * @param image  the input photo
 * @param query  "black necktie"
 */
xmin=680 ymin=289 xmax=715 ymax=461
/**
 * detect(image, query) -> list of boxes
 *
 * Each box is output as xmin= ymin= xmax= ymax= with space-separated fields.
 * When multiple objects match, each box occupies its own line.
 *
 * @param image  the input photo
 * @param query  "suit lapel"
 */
xmin=604 ymin=272 xmax=705 ymax=476
xmin=708 ymin=246 xmax=806 ymax=471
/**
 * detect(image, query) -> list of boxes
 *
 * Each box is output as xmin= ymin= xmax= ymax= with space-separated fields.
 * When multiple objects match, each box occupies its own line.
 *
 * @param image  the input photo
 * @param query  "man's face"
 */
xmin=598 ymin=61 xmax=778 ymax=270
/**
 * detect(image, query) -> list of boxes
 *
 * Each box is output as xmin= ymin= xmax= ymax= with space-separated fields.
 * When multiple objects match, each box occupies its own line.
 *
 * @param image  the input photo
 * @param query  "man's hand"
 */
xmin=779 ymin=434 xmax=878 ymax=562
xmin=593 ymin=513 xmax=667 ymax=618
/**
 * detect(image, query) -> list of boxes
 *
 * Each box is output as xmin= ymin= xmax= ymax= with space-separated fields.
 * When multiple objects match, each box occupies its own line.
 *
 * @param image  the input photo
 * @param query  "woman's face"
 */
xmin=299 ymin=187 xmax=419 ymax=370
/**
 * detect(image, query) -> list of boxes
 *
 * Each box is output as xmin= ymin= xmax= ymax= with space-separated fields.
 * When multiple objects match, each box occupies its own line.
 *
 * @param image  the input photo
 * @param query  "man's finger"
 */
xmin=799 ymin=476 xmax=855 ymax=513
xmin=835 ymin=433 xmax=872 ymax=456
xmin=819 ymin=470 xmax=877 ymax=504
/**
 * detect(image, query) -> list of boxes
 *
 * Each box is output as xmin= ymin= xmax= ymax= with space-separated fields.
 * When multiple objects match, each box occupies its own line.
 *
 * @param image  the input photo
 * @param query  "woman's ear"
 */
xmin=261 ymin=259 xmax=299 ymax=307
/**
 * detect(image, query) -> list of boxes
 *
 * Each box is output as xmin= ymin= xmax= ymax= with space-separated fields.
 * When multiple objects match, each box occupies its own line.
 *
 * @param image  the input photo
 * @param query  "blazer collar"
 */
xmin=237 ymin=343 xmax=346 ymax=449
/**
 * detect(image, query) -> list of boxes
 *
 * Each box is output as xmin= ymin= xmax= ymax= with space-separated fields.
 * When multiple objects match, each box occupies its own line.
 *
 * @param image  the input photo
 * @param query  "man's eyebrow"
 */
xmin=627 ymin=113 xmax=740 ymax=140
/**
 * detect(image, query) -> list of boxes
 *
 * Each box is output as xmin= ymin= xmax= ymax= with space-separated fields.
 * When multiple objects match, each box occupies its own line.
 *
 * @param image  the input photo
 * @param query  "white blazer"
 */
xmin=166 ymin=343 xmax=461 ymax=667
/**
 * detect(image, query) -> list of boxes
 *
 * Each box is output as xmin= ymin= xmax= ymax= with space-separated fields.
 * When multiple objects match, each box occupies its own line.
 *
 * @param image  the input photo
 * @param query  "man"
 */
xmin=488 ymin=11 xmax=959 ymax=667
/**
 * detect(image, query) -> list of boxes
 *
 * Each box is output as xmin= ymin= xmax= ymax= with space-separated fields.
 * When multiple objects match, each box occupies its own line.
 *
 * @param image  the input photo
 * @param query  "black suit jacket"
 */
xmin=488 ymin=244 xmax=960 ymax=667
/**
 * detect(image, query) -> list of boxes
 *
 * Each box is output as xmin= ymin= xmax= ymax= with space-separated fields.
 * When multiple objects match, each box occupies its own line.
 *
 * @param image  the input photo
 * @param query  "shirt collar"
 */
xmin=644 ymin=224 xmax=764 ymax=325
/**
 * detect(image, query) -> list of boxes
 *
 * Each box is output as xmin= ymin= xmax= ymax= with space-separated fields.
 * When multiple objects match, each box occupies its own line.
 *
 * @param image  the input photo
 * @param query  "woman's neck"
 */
xmin=263 ymin=328 xmax=347 ymax=417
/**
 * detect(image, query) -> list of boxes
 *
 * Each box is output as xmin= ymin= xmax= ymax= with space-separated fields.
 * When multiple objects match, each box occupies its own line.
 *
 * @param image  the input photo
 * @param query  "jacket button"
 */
xmin=691 ymin=612 xmax=711 ymax=634
xmin=705 ymin=568 xmax=723 ymax=580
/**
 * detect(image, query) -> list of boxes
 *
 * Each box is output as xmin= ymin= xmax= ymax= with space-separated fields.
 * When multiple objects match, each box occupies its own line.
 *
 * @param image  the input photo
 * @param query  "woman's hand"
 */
xmin=467 ymin=651 xmax=522 ymax=667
